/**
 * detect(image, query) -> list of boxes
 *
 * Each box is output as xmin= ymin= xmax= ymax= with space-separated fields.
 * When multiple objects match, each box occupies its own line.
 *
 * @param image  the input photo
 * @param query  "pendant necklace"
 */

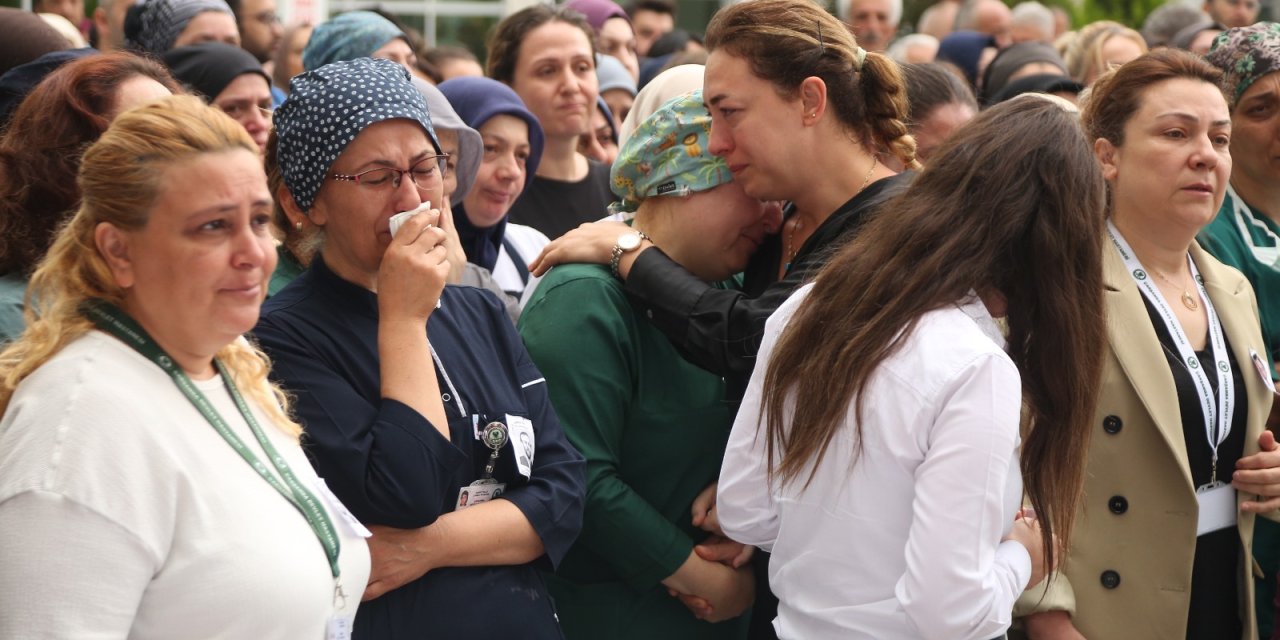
xmin=784 ymin=157 xmax=879 ymax=272
xmin=1150 ymin=266 xmax=1200 ymax=311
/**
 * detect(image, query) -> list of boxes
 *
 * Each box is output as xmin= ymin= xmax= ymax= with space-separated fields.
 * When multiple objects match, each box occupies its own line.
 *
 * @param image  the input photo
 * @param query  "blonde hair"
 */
xmin=704 ymin=0 xmax=920 ymax=170
xmin=1065 ymin=21 xmax=1148 ymax=84
xmin=0 ymin=95 xmax=302 ymax=438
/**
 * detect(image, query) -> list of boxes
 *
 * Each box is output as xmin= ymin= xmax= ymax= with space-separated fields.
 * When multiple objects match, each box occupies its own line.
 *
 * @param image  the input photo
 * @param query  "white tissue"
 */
xmin=389 ymin=201 xmax=432 ymax=237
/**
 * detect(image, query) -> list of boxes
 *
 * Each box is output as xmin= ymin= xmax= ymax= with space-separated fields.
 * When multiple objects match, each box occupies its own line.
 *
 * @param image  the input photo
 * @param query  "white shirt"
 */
xmin=0 ymin=331 xmax=370 ymax=639
xmin=718 ymin=285 xmax=1030 ymax=639
xmin=492 ymin=222 xmax=550 ymax=307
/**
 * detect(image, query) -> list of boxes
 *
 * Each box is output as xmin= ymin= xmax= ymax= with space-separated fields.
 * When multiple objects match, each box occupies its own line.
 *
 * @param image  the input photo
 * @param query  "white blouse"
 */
xmin=718 ymin=285 xmax=1030 ymax=639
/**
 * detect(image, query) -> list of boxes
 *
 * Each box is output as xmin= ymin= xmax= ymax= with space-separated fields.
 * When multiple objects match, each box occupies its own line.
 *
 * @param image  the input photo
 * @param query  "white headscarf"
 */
xmin=617 ymin=64 xmax=704 ymax=147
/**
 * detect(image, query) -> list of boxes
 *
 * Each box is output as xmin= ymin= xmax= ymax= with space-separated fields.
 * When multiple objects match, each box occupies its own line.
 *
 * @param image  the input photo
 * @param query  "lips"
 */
xmin=482 ymin=187 xmax=514 ymax=205
xmin=1182 ymin=182 xmax=1213 ymax=193
xmin=223 ymin=282 xmax=262 ymax=298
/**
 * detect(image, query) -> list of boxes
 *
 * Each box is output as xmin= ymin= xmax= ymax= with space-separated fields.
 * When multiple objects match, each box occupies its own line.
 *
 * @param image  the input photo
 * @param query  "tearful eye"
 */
xmin=361 ymin=170 xmax=393 ymax=185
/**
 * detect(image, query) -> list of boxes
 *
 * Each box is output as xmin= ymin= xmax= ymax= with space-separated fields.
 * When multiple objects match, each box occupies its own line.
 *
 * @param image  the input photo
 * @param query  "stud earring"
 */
xmin=294 ymin=221 xmax=304 ymax=230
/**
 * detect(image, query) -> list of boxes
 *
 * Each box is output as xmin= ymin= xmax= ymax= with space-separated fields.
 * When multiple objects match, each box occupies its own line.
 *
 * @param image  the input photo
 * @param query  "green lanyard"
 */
xmin=85 ymin=302 xmax=342 ymax=582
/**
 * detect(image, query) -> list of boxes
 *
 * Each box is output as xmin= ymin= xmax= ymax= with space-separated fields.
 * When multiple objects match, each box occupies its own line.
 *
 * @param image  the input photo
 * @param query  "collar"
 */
xmin=311 ymin=253 xmax=381 ymax=320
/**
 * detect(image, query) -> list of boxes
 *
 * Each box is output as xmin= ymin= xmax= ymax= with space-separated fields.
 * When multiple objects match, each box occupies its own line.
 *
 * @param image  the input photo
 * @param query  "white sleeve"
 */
xmin=717 ymin=288 xmax=812 ymax=551
xmin=895 ymin=353 xmax=1031 ymax=640
xmin=0 ymin=490 xmax=156 ymax=639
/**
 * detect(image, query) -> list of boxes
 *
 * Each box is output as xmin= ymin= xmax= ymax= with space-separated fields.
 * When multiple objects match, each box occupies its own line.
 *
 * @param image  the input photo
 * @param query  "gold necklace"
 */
xmin=784 ymin=157 xmax=879 ymax=271
xmin=1149 ymin=266 xmax=1200 ymax=311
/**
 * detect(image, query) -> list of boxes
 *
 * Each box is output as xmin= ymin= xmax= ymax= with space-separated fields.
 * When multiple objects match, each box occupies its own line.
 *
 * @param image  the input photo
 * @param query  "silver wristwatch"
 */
xmin=610 ymin=230 xmax=650 ymax=279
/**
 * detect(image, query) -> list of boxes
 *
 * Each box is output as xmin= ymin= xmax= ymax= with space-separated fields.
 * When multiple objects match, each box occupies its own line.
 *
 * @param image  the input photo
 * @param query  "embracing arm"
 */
xmin=528 ymin=222 xmax=801 ymax=382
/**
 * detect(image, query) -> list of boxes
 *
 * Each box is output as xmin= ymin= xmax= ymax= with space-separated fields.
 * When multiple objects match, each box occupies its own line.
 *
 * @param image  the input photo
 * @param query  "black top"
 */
xmin=1141 ymin=297 xmax=1246 ymax=640
xmin=623 ymin=172 xmax=912 ymax=399
xmin=253 ymin=255 xmax=586 ymax=639
xmin=506 ymin=159 xmax=614 ymax=240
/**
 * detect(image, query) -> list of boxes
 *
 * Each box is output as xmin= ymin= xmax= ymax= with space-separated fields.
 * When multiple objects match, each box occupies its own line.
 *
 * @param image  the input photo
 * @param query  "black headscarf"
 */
xmin=162 ymin=42 xmax=268 ymax=103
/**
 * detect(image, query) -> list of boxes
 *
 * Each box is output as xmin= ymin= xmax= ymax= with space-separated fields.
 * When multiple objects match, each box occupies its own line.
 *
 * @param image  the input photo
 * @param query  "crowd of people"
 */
xmin=1 ymin=0 xmax=1280 ymax=638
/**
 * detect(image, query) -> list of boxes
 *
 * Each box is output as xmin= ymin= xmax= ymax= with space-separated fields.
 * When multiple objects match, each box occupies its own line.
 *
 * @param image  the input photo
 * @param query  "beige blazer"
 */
xmin=1015 ymin=241 xmax=1275 ymax=639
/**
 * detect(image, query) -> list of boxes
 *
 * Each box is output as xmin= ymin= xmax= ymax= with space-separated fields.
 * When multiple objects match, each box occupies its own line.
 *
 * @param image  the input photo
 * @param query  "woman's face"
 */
xmin=1229 ymin=71 xmax=1280 ymax=200
xmin=598 ymin=17 xmax=639 ymax=83
xmin=435 ymin=128 xmax=460 ymax=198
xmin=578 ymin=105 xmax=618 ymax=165
xmin=510 ymin=21 xmax=598 ymax=141
xmin=308 ymin=119 xmax=444 ymax=283
xmin=109 ymin=149 xmax=275 ymax=359
xmin=1100 ymin=77 xmax=1231 ymax=235
xmin=1087 ymin=35 xmax=1144 ymax=85
xmin=283 ymin=25 xmax=312 ymax=82
xmin=704 ymin=50 xmax=804 ymax=203
xmin=663 ymin=182 xmax=781 ymax=281
xmin=109 ymin=75 xmax=173 ymax=121
xmin=174 ymin=11 xmax=241 ymax=48
xmin=213 ymin=73 xmax=273 ymax=153
xmin=913 ymin=101 xmax=976 ymax=164
xmin=373 ymin=37 xmax=417 ymax=73
xmin=463 ymin=114 xmax=530 ymax=229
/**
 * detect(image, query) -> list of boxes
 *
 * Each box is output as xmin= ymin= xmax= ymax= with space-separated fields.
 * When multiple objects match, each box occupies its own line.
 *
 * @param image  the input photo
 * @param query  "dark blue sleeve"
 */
xmin=481 ymin=294 xmax=586 ymax=569
xmin=253 ymin=313 xmax=468 ymax=529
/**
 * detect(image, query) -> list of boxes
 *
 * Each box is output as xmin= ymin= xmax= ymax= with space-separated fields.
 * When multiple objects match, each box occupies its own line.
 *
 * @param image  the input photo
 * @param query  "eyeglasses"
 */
xmin=330 ymin=155 xmax=449 ymax=191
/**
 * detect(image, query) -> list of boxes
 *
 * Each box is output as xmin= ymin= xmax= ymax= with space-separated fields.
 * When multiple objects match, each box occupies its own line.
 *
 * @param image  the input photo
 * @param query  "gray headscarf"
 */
xmin=412 ymin=77 xmax=482 ymax=202
xmin=124 ymin=0 xmax=234 ymax=55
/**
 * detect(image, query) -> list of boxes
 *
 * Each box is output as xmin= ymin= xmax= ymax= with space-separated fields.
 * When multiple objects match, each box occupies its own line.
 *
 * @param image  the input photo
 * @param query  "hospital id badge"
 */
xmin=1196 ymin=482 xmax=1236 ymax=536
xmin=456 ymin=481 xmax=507 ymax=510
xmin=328 ymin=615 xmax=353 ymax=640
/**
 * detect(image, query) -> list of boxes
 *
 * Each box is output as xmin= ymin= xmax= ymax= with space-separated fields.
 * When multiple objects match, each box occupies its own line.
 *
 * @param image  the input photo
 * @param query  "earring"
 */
xmin=294 ymin=221 xmax=304 ymax=230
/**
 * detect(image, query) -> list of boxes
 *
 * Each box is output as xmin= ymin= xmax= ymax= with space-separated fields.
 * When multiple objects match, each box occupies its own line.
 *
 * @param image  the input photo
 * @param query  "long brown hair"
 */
xmin=0 ymin=51 xmax=180 ymax=276
xmin=760 ymin=96 xmax=1107 ymax=574
xmin=703 ymin=0 xmax=920 ymax=170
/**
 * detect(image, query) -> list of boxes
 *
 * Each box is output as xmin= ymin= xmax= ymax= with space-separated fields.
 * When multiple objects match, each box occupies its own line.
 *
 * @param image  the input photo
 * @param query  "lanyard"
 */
xmin=1107 ymin=222 xmax=1235 ymax=486
xmin=84 ymin=302 xmax=343 ymax=580
xmin=1226 ymin=184 xmax=1280 ymax=269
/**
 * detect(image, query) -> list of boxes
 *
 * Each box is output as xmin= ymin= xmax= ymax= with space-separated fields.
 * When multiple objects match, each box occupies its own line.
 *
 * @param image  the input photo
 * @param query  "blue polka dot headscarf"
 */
xmin=274 ymin=57 xmax=441 ymax=212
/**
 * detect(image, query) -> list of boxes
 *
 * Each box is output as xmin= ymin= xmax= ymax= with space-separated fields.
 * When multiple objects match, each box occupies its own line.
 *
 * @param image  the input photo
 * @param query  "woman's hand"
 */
xmin=1003 ymin=510 xmax=1056 ymax=590
xmin=1022 ymin=610 xmax=1087 ymax=640
xmin=690 ymin=482 xmax=723 ymax=537
xmin=663 ymin=550 xmax=756 ymax=623
xmin=528 ymin=221 xmax=636 ymax=277
xmin=436 ymin=196 xmax=469 ymax=284
xmin=363 ymin=524 xmax=436 ymax=601
xmin=694 ymin=534 xmax=755 ymax=569
xmin=378 ymin=208 xmax=450 ymax=322
xmin=1235 ymin=430 xmax=1280 ymax=512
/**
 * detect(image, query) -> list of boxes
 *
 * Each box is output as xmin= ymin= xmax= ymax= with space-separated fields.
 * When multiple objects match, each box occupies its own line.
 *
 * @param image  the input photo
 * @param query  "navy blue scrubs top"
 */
xmin=253 ymin=254 xmax=586 ymax=639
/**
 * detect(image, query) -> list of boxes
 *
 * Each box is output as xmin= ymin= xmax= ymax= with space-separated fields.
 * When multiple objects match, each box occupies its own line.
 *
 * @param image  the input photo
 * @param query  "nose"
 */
xmin=391 ymin=170 xmax=425 ymax=212
xmin=245 ymin=107 xmax=270 ymax=133
xmin=708 ymin=117 xmax=732 ymax=157
xmin=495 ymin=152 xmax=522 ymax=182
xmin=232 ymin=219 xmax=268 ymax=268
xmin=1189 ymin=134 xmax=1219 ymax=171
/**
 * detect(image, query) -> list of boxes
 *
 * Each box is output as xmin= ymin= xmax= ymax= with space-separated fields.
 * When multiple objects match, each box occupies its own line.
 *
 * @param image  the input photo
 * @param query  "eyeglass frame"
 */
xmin=329 ymin=154 xmax=450 ymax=191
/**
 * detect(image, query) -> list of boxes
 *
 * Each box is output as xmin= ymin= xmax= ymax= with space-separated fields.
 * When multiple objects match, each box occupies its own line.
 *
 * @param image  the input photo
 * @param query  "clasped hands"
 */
xmin=663 ymin=482 xmax=757 ymax=623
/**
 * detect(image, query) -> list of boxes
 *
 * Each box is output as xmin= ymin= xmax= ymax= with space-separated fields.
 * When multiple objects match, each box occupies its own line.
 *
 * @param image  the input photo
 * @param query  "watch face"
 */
xmin=617 ymin=232 xmax=642 ymax=251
